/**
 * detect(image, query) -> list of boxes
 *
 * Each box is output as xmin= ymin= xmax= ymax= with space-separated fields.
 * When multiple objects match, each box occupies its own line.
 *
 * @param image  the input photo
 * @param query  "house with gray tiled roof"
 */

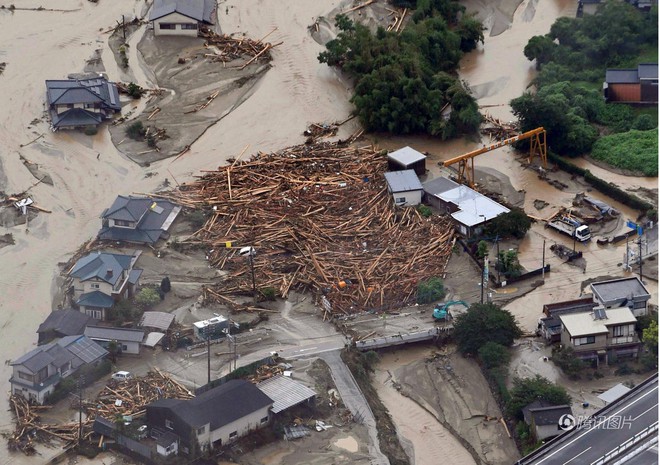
xmin=37 ymin=308 xmax=97 ymax=345
xmin=69 ymin=250 xmax=142 ymax=321
xmin=149 ymin=0 xmax=217 ymax=36
xmin=46 ymin=75 xmax=121 ymax=130
xmin=146 ymin=379 xmax=272 ymax=454
xmin=10 ymin=335 xmax=107 ymax=404
xmin=98 ymin=195 xmax=182 ymax=246
xmin=84 ymin=325 xmax=145 ymax=355
xmin=590 ymin=276 xmax=651 ymax=317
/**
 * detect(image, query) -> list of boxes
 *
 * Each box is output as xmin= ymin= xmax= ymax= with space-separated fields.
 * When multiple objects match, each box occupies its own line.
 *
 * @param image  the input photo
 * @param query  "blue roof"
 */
xmin=51 ymin=108 xmax=103 ymax=129
xmin=77 ymin=291 xmax=115 ymax=309
xmin=70 ymin=251 xmax=136 ymax=286
xmin=46 ymin=77 xmax=120 ymax=110
xmin=149 ymin=0 xmax=216 ymax=23
xmin=58 ymin=335 xmax=108 ymax=364
xmin=99 ymin=196 xmax=181 ymax=245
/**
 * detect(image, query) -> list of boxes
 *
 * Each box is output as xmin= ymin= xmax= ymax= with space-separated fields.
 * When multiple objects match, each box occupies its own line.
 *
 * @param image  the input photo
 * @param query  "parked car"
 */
xmin=111 ymin=371 xmax=133 ymax=382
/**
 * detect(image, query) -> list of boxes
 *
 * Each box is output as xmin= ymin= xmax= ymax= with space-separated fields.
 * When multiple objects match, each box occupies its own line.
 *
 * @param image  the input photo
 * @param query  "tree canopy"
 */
xmin=453 ymin=303 xmax=522 ymax=355
xmin=507 ymin=375 xmax=572 ymax=420
xmin=318 ymin=4 xmax=483 ymax=138
xmin=485 ymin=208 xmax=532 ymax=239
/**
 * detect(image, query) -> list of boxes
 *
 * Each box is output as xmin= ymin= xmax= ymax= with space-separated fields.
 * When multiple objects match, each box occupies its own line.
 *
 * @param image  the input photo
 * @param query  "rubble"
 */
xmin=199 ymin=27 xmax=280 ymax=66
xmin=162 ymin=141 xmax=455 ymax=316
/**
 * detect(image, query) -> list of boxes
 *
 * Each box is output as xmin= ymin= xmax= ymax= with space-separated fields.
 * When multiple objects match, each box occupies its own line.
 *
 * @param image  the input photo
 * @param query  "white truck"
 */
xmin=546 ymin=216 xmax=591 ymax=242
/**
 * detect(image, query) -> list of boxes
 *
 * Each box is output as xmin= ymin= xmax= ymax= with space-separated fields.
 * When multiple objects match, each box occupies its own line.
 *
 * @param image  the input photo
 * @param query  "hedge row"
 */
xmin=548 ymin=152 xmax=654 ymax=214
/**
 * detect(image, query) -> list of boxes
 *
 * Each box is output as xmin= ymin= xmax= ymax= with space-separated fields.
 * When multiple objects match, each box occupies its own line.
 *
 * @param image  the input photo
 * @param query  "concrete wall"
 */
xmin=535 ymin=424 xmax=561 ymax=441
xmin=153 ymin=12 xmax=199 ymax=37
xmin=391 ymin=190 xmax=422 ymax=207
xmin=204 ymin=405 xmax=271 ymax=447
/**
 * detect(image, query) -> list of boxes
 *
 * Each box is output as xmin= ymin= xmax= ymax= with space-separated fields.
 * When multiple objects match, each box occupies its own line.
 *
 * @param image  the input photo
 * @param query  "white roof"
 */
xmin=388 ymin=146 xmax=426 ymax=166
xmin=193 ymin=315 xmax=227 ymax=329
xmin=256 ymin=374 xmax=317 ymax=414
xmin=559 ymin=307 xmax=637 ymax=338
xmin=433 ymin=184 xmax=510 ymax=227
xmin=384 ymin=170 xmax=423 ymax=193
xmin=598 ymin=383 xmax=631 ymax=405
xmin=143 ymin=332 xmax=166 ymax=348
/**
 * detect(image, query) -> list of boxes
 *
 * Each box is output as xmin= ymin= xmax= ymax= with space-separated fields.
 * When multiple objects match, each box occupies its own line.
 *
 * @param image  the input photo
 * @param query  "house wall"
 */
xmin=82 ymin=306 xmax=107 ymax=321
xmin=206 ymin=405 xmax=271 ymax=447
xmin=156 ymin=441 xmax=178 ymax=456
xmin=73 ymin=277 xmax=114 ymax=298
xmin=561 ymin=329 xmax=607 ymax=352
xmin=107 ymin=218 xmax=137 ymax=229
xmin=153 ymin=12 xmax=199 ymax=37
xmin=11 ymin=382 xmax=56 ymax=404
xmin=607 ymin=323 xmax=637 ymax=346
xmin=608 ymin=83 xmax=641 ymax=102
xmin=535 ymin=423 xmax=561 ymax=441
xmin=640 ymin=82 xmax=658 ymax=102
xmin=92 ymin=338 xmax=141 ymax=355
xmin=391 ymin=190 xmax=422 ymax=207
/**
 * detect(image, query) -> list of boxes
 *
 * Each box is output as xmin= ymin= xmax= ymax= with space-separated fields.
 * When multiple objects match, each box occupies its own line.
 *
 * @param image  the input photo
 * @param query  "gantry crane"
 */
xmin=442 ymin=127 xmax=547 ymax=187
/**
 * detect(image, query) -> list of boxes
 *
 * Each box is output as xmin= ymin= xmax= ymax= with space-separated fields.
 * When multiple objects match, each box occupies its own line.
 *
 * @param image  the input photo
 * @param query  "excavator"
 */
xmin=433 ymin=300 xmax=469 ymax=321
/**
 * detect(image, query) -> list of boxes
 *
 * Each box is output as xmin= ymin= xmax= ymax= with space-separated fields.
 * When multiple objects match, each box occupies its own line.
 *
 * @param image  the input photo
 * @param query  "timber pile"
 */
xmin=84 ymin=369 xmax=194 ymax=420
xmin=7 ymin=371 xmax=194 ymax=455
xmin=7 ymin=395 xmax=86 ymax=454
xmin=199 ymin=27 xmax=277 ymax=66
xmin=164 ymin=141 xmax=456 ymax=315
xmin=247 ymin=364 xmax=284 ymax=383
xmin=303 ymin=122 xmax=338 ymax=143
xmin=481 ymin=112 xmax=519 ymax=140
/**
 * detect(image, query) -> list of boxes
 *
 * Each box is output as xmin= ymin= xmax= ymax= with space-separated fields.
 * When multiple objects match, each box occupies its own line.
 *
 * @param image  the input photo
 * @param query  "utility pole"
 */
xmin=249 ymin=253 xmax=257 ymax=305
xmin=542 ymin=239 xmax=546 ymax=280
xmin=496 ymin=235 xmax=501 ymax=285
xmin=639 ymin=237 xmax=643 ymax=280
xmin=480 ymin=261 xmax=485 ymax=304
xmin=77 ymin=375 xmax=85 ymax=445
xmin=626 ymin=236 xmax=630 ymax=271
xmin=207 ymin=335 xmax=211 ymax=385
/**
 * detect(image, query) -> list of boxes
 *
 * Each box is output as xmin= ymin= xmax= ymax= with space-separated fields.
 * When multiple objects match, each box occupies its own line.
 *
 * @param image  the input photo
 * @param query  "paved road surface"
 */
xmin=321 ymin=350 xmax=390 ymax=465
xmin=516 ymin=375 xmax=658 ymax=465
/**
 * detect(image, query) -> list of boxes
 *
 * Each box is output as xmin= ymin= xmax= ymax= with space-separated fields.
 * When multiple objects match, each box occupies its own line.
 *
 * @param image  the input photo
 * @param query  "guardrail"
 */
xmin=590 ymin=421 xmax=658 ymax=465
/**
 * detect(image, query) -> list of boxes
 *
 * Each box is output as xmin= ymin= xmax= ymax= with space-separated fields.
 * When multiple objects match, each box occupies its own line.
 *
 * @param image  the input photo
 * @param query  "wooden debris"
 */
xmin=481 ymin=112 xmax=519 ymax=140
xmin=198 ymin=27 xmax=277 ymax=66
xmin=303 ymin=122 xmax=338 ymax=143
xmin=165 ymin=141 xmax=456 ymax=315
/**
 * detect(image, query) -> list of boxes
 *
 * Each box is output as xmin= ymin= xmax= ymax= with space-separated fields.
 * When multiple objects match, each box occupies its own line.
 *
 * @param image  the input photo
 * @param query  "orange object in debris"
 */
xmin=338 ymin=281 xmax=347 ymax=288
xmin=367 ymin=287 xmax=374 ymax=292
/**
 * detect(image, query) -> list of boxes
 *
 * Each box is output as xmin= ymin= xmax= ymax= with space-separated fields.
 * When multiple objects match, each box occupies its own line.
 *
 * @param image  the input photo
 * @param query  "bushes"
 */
xmin=126 ymin=82 xmax=143 ymax=99
xmin=485 ymin=208 xmax=531 ymax=239
xmin=551 ymin=347 xmax=586 ymax=379
xmin=453 ymin=303 xmax=522 ymax=355
xmin=416 ymin=276 xmax=446 ymax=304
xmin=135 ymin=287 xmax=160 ymax=308
xmin=478 ymin=342 xmax=510 ymax=369
xmin=160 ymin=276 xmax=171 ymax=293
xmin=507 ymin=375 xmax=571 ymax=420
xmin=84 ymin=126 xmax=98 ymax=136
xmin=126 ymin=121 xmax=146 ymax=140
xmin=417 ymin=204 xmax=433 ymax=218
xmin=590 ymin=129 xmax=658 ymax=176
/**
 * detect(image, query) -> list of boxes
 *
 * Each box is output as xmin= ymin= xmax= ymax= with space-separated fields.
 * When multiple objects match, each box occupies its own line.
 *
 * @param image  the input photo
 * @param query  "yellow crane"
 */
xmin=442 ymin=127 xmax=548 ymax=187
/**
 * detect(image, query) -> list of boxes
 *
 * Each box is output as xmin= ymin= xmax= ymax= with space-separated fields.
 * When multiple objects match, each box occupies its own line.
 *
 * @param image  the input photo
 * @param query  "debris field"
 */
xmin=161 ymin=142 xmax=456 ymax=316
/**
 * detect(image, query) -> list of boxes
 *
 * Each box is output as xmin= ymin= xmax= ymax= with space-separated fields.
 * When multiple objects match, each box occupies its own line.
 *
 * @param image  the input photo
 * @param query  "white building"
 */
xmin=384 ymin=169 xmax=424 ymax=207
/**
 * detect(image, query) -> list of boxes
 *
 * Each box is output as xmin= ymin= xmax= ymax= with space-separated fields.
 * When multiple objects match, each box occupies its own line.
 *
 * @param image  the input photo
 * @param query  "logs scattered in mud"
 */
xmin=163 ymin=141 xmax=456 ymax=316
xmin=199 ymin=27 xmax=279 ymax=66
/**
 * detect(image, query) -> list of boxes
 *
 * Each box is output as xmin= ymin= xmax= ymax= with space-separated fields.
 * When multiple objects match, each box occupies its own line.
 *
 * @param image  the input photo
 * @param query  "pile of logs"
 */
xmin=481 ymin=112 xmax=519 ymax=140
xmin=84 ymin=369 xmax=194 ymax=420
xmin=199 ymin=27 xmax=280 ymax=67
xmin=7 ymin=370 xmax=195 ymax=454
xmin=386 ymin=7 xmax=408 ymax=32
xmin=161 ymin=141 xmax=455 ymax=316
xmin=247 ymin=364 xmax=284 ymax=383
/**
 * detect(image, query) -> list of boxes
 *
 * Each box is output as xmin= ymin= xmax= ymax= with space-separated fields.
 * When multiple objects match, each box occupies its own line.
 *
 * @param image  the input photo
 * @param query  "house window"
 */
xmin=121 ymin=344 xmax=128 ymax=351
xmin=165 ymin=419 xmax=174 ymax=430
xmin=18 ymin=371 xmax=34 ymax=382
xmin=633 ymin=301 xmax=646 ymax=309
xmin=260 ymin=416 xmax=268 ymax=424
xmin=114 ymin=219 xmax=134 ymax=227
xmin=91 ymin=283 xmax=100 ymax=289
xmin=575 ymin=336 xmax=596 ymax=346
xmin=197 ymin=426 xmax=205 ymax=435
xmin=229 ymin=431 xmax=237 ymax=440
xmin=395 ymin=197 xmax=406 ymax=203
xmin=86 ymin=309 xmax=103 ymax=320
xmin=159 ymin=23 xmax=176 ymax=29
xmin=181 ymin=23 xmax=198 ymax=30
xmin=612 ymin=326 xmax=625 ymax=337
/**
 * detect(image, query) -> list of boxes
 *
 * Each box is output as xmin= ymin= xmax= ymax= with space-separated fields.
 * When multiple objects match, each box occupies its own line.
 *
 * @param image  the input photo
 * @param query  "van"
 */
xmin=111 ymin=371 xmax=133 ymax=382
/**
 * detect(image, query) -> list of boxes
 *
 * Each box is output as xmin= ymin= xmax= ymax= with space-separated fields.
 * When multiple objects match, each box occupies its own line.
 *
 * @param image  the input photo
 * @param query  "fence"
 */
xmin=195 ymin=356 xmax=275 ymax=395
xmin=496 ymin=265 xmax=550 ymax=286
xmin=590 ymin=421 xmax=658 ymax=465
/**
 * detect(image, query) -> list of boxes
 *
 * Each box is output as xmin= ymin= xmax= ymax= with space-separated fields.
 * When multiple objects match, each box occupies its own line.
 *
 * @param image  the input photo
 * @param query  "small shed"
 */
xmin=256 ymin=375 xmax=317 ymax=414
xmin=604 ymin=63 xmax=658 ymax=103
xmin=387 ymin=147 xmax=427 ymax=176
xmin=598 ymin=383 xmax=631 ymax=405
xmin=140 ymin=311 xmax=175 ymax=332
xmin=384 ymin=170 xmax=423 ymax=207
xmin=84 ymin=326 xmax=145 ymax=355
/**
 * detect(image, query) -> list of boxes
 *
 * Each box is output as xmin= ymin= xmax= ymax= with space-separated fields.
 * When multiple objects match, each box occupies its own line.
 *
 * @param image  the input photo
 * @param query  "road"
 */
xmin=516 ymin=374 xmax=658 ymax=465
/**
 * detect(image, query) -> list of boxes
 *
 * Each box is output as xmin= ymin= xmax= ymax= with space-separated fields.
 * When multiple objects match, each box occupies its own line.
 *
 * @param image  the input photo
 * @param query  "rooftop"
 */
xmin=387 ymin=146 xmax=427 ymax=166
xmin=529 ymin=405 xmax=573 ymax=427
xmin=424 ymin=177 xmax=510 ymax=227
xmin=605 ymin=63 xmax=658 ymax=83
xmin=384 ymin=169 xmax=423 ymax=193
xmin=76 ymin=291 xmax=115 ymax=309
xmin=37 ymin=309 xmax=96 ymax=339
xmin=257 ymin=375 xmax=317 ymax=414
xmin=69 ymin=251 xmax=138 ymax=286
xmin=149 ymin=0 xmax=216 ymax=24
xmin=140 ymin=311 xmax=175 ymax=331
xmin=591 ymin=277 xmax=650 ymax=304
xmin=559 ymin=307 xmax=637 ymax=338
xmin=84 ymin=325 xmax=145 ymax=343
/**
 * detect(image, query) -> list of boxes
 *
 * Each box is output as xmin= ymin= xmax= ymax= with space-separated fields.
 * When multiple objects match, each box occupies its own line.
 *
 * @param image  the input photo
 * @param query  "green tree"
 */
xmin=160 ymin=276 xmax=171 ymax=293
xmin=551 ymin=347 xmax=586 ymax=379
xmin=476 ymin=240 xmax=489 ymax=259
xmin=497 ymin=250 xmax=523 ymax=279
xmin=478 ymin=342 xmax=510 ymax=368
xmin=456 ymin=13 xmax=484 ymax=52
xmin=454 ymin=303 xmax=522 ymax=355
xmin=136 ymin=287 xmax=160 ymax=308
xmin=507 ymin=375 xmax=571 ymax=419
xmin=643 ymin=319 xmax=658 ymax=355
xmin=417 ymin=277 xmax=446 ymax=304
xmin=524 ymin=35 xmax=557 ymax=69
xmin=485 ymin=208 xmax=531 ymax=239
